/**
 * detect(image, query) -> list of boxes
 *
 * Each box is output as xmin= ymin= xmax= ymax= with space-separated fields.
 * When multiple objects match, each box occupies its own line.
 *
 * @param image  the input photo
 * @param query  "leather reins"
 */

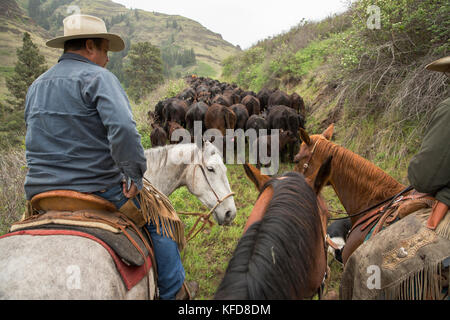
xmin=328 ymin=185 xmax=414 ymax=221
xmin=178 ymin=160 xmax=235 ymax=243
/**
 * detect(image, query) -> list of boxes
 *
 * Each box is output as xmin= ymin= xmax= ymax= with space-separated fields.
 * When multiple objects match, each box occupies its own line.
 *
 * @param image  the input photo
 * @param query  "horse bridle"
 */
xmin=179 ymin=159 xmax=235 ymax=242
xmin=301 ymin=136 xmax=325 ymax=175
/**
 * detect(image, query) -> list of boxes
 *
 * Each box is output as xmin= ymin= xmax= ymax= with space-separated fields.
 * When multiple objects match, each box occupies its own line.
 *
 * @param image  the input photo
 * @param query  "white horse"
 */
xmin=0 ymin=142 xmax=236 ymax=299
xmin=144 ymin=141 xmax=236 ymax=225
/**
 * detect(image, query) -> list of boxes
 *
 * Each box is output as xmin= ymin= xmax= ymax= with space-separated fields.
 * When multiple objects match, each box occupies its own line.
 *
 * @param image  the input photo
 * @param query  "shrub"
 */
xmin=0 ymin=149 xmax=27 ymax=235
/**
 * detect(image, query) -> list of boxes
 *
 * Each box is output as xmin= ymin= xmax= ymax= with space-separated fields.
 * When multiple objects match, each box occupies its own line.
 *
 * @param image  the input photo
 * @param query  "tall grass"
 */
xmin=0 ymin=148 xmax=27 ymax=235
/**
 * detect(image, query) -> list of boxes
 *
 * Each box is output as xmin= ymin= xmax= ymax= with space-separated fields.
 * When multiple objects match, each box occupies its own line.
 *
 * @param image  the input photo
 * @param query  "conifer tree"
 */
xmin=124 ymin=42 xmax=164 ymax=102
xmin=6 ymin=32 xmax=47 ymax=110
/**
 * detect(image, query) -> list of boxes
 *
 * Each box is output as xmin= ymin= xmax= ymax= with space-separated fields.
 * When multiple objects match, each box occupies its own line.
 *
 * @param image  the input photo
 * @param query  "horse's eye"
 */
xmin=207 ymin=167 xmax=215 ymax=173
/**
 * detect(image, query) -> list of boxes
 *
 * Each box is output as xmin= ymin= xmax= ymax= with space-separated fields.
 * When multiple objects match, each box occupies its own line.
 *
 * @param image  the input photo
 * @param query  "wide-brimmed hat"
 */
xmin=46 ymin=14 xmax=125 ymax=52
xmin=425 ymin=56 xmax=450 ymax=73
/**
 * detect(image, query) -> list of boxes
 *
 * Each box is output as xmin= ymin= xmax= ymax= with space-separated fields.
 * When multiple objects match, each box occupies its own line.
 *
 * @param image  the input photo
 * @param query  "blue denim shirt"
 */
xmin=24 ymin=52 xmax=147 ymax=200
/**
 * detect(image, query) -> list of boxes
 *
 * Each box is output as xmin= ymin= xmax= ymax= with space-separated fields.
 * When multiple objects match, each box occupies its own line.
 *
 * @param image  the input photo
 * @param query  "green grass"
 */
xmin=169 ymin=163 xmax=259 ymax=299
xmin=192 ymin=61 xmax=217 ymax=78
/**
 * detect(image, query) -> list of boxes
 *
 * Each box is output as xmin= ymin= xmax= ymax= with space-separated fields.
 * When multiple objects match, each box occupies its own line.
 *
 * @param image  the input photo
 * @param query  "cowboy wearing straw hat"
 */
xmin=408 ymin=56 xmax=450 ymax=230
xmin=24 ymin=14 xmax=194 ymax=299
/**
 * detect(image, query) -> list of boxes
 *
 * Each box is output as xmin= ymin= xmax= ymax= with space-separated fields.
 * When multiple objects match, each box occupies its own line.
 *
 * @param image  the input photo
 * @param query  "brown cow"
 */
xmin=241 ymin=95 xmax=260 ymax=116
xmin=150 ymin=122 xmax=167 ymax=147
xmin=212 ymin=94 xmax=232 ymax=107
xmin=205 ymin=103 xmax=237 ymax=136
xmin=223 ymin=89 xmax=240 ymax=105
xmin=167 ymin=121 xmax=184 ymax=144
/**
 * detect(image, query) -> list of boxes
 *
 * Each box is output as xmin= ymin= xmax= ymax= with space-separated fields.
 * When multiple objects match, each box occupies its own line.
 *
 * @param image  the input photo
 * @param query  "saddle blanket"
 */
xmin=0 ymin=229 xmax=152 ymax=291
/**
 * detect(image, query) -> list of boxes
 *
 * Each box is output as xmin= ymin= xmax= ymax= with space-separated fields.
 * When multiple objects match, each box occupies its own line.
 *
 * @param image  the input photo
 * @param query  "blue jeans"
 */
xmin=93 ymin=184 xmax=185 ymax=299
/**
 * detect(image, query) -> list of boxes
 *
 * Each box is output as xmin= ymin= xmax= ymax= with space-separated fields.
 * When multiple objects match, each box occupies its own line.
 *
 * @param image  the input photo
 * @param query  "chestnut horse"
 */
xmin=214 ymin=158 xmax=332 ymax=299
xmin=294 ymin=123 xmax=410 ymax=264
xmin=293 ymin=124 xmax=450 ymax=300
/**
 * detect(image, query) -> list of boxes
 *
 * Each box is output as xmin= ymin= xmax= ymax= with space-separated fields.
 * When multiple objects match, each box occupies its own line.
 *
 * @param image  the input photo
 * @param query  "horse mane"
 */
xmin=144 ymin=143 xmax=200 ymax=170
xmin=214 ymin=172 xmax=322 ymax=299
xmin=312 ymin=136 xmax=405 ymax=204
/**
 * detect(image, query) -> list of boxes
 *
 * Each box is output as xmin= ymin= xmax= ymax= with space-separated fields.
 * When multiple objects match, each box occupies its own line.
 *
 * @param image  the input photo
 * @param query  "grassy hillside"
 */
xmin=0 ymin=0 xmax=60 ymax=99
xmin=221 ymin=0 xmax=449 ymax=181
xmin=1 ymin=0 xmax=240 ymax=99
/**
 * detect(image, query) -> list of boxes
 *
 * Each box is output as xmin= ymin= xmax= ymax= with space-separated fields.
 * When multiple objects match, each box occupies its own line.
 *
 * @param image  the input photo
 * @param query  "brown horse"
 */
xmin=214 ymin=159 xmax=333 ymax=299
xmin=294 ymin=124 xmax=416 ymax=263
xmin=293 ymin=124 xmax=450 ymax=299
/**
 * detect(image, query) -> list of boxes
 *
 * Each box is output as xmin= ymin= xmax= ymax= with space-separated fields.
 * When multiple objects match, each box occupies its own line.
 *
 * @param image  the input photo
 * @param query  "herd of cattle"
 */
xmin=148 ymin=76 xmax=352 ymax=262
xmin=148 ymin=76 xmax=307 ymax=162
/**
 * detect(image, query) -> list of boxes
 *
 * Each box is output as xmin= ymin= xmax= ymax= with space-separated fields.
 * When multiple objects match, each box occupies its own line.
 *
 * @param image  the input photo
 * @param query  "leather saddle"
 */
xmin=13 ymin=190 xmax=154 ymax=267
xmin=341 ymin=190 xmax=436 ymax=264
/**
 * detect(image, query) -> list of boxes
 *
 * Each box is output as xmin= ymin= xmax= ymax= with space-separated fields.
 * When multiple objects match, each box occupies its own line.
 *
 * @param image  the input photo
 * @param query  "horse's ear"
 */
xmin=313 ymin=156 xmax=333 ymax=194
xmin=322 ymin=123 xmax=334 ymax=141
xmin=243 ymin=163 xmax=271 ymax=192
xmin=299 ymin=128 xmax=311 ymax=146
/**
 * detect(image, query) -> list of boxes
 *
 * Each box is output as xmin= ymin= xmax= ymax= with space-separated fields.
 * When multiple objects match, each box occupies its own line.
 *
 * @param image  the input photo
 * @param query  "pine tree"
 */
xmin=124 ymin=42 xmax=164 ymax=102
xmin=6 ymin=32 xmax=47 ymax=110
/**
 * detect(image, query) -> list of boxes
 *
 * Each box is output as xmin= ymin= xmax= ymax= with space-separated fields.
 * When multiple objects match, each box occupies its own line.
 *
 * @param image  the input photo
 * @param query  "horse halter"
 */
xmin=196 ymin=163 xmax=235 ymax=207
xmin=301 ymin=136 xmax=325 ymax=175
xmin=179 ymin=159 xmax=235 ymax=242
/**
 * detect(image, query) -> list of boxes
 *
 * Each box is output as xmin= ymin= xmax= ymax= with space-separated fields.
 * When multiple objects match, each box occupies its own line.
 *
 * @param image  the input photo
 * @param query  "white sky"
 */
xmin=111 ymin=0 xmax=351 ymax=49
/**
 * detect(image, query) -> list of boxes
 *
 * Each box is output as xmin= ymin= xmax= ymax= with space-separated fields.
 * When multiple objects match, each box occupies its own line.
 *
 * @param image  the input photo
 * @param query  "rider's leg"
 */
xmin=93 ymin=184 xmax=185 ymax=299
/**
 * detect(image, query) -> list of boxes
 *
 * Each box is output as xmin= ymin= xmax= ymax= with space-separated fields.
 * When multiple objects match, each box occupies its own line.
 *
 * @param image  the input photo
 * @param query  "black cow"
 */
xmin=163 ymin=98 xmax=188 ymax=133
xmin=185 ymin=101 xmax=208 ymax=139
xmin=267 ymin=105 xmax=301 ymax=162
xmin=290 ymin=92 xmax=306 ymax=117
xmin=230 ymin=104 xmax=249 ymax=131
xmin=245 ymin=114 xmax=268 ymax=138
xmin=256 ymin=87 xmax=274 ymax=112
xmin=154 ymin=98 xmax=173 ymax=124
xmin=267 ymin=90 xmax=291 ymax=109
xmin=177 ymin=87 xmax=196 ymax=106
xmin=251 ymin=130 xmax=297 ymax=169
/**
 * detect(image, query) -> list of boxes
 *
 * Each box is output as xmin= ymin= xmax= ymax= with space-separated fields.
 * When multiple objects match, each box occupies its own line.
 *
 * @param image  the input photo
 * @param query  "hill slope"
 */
xmin=221 ymin=0 xmax=449 ymax=181
xmin=0 ymin=0 xmax=240 ymax=98
xmin=0 ymin=0 xmax=61 ymax=99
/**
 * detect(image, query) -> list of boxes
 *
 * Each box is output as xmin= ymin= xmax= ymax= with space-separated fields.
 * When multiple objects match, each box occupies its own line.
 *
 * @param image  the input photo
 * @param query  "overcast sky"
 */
xmin=112 ymin=0 xmax=351 ymax=49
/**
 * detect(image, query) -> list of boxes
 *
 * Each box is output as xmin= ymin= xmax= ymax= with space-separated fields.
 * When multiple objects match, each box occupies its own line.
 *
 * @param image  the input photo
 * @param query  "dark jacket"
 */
xmin=408 ymin=97 xmax=450 ymax=206
xmin=24 ymin=53 xmax=147 ymax=200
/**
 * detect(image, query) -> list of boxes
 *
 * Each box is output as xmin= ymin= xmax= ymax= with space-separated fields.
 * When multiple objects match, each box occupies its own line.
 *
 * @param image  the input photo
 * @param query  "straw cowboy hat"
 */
xmin=425 ymin=56 xmax=450 ymax=73
xmin=46 ymin=14 xmax=125 ymax=52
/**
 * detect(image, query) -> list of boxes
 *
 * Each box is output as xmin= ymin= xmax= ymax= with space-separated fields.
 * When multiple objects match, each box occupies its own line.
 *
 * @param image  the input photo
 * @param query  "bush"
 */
xmin=0 ymin=149 xmax=27 ymax=235
xmin=351 ymin=0 xmax=449 ymax=57
xmin=0 ymin=110 xmax=25 ymax=149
